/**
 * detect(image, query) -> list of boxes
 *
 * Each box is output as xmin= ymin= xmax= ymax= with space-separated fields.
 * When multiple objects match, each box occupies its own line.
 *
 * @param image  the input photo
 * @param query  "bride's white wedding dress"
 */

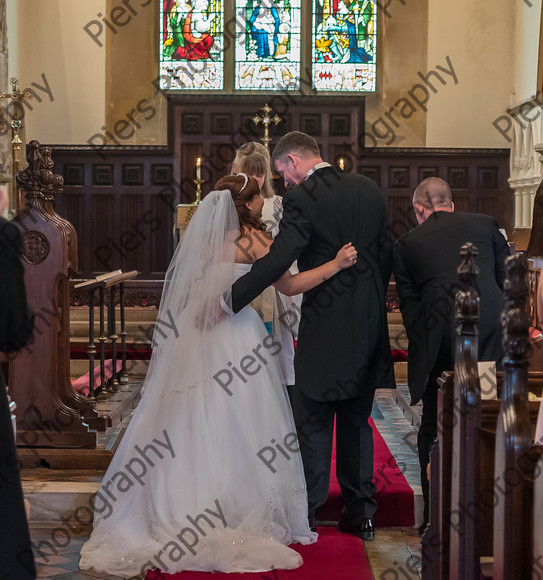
xmin=79 ymin=257 xmax=316 ymax=577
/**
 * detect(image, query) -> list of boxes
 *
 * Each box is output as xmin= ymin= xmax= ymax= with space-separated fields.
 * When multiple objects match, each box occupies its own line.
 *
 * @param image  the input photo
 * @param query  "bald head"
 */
xmin=413 ymin=177 xmax=454 ymax=224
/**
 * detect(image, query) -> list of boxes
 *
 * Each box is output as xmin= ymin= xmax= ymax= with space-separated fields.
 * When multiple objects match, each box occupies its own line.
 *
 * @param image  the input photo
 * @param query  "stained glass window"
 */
xmin=312 ymin=0 xmax=377 ymax=92
xmin=235 ymin=1 xmax=301 ymax=91
xmin=160 ymin=0 xmax=224 ymax=90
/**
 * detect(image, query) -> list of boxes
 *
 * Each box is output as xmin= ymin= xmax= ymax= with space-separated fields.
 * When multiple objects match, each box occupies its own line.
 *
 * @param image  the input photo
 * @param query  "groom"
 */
xmin=225 ymin=131 xmax=395 ymax=539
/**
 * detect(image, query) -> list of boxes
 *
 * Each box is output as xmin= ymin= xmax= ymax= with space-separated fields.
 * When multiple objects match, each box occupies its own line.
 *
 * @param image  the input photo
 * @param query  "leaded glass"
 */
xmin=312 ymin=0 xmax=377 ymax=92
xmin=160 ymin=0 xmax=224 ymax=90
xmin=235 ymin=1 xmax=301 ymax=91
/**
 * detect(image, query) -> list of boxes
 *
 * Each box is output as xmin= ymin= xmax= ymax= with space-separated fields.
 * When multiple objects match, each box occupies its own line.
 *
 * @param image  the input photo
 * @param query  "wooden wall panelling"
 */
xmin=171 ymin=97 xmax=364 ymax=199
xmin=210 ymin=142 xmax=234 ymax=183
xmin=388 ymin=195 xmax=417 ymax=240
xmin=360 ymin=166 xmax=381 ymax=186
xmin=122 ymin=164 xmax=144 ymax=186
xmin=453 ymin=197 xmax=471 ymax=213
xmin=50 ymin=102 xmax=510 ymax=280
xmin=150 ymin=193 xmax=173 ymax=274
xmin=418 ymin=166 xmax=439 ymax=182
xmin=91 ymin=193 xmax=115 ymax=272
xmin=52 ymin=146 xmax=173 ymax=279
xmin=119 ymin=194 xmax=146 ymax=273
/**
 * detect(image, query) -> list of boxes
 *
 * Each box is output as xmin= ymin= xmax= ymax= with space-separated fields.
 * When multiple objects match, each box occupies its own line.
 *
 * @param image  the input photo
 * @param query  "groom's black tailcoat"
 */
xmin=231 ymin=166 xmax=395 ymax=525
xmin=231 ymin=166 xmax=395 ymax=398
xmin=0 ymin=217 xmax=36 ymax=578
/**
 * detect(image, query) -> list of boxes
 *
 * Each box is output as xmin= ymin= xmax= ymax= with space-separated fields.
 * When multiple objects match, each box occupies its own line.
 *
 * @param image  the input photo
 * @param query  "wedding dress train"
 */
xmin=79 ymin=263 xmax=316 ymax=577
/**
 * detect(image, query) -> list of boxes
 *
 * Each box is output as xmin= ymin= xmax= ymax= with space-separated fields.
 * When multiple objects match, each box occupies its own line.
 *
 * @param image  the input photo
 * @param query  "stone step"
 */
xmin=70 ymin=319 xmax=158 ymax=339
xmin=389 ymin=325 xmax=408 ymax=350
xmin=394 ymin=361 xmax=407 ymax=382
xmin=392 ymin=383 xmax=422 ymax=430
xmin=387 ymin=311 xmax=403 ymax=325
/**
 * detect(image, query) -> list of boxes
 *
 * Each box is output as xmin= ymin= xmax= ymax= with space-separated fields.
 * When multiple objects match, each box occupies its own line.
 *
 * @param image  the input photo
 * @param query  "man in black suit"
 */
xmin=0 ymin=189 xmax=36 ymax=578
xmin=226 ymin=131 xmax=395 ymax=540
xmin=393 ymin=177 xmax=508 ymax=534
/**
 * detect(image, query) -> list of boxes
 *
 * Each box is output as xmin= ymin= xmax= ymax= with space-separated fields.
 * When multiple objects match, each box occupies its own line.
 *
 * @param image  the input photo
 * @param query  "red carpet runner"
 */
xmin=145 ymin=418 xmax=413 ymax=580
xmin=146 ymin=527 xmax=373 ymax=580
xmin=316 ymin=418 xmax=414 ymax=527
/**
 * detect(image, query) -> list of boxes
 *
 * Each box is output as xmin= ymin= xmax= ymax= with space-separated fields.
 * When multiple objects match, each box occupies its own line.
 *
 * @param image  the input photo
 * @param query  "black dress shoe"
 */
xmin=338 ymin=518 xmax=375 ymax=541
xmin=310 ymin=526 xmax=317 ymax=532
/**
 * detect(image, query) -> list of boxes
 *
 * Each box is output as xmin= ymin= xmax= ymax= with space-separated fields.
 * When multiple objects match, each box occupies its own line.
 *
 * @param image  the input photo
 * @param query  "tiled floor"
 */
xmin=27 ymin=387 xmax=422 ymax=579
xmin=30 ymin=524 xmax=137 ymax=579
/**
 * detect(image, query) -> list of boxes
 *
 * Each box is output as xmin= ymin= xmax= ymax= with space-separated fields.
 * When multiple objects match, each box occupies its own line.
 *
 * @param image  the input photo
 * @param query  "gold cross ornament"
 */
xmin=252 ymin=103 xmax=282 ymax=151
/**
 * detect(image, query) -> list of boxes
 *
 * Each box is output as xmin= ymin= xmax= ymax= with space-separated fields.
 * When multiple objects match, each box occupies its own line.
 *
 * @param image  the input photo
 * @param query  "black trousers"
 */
xmin=417 ymin=337 xmax=454 ymax=526
xmin=288 ymin=386 xmax=377 ymax=527
xmin=0 ymin=380 xmax=36 ymax=579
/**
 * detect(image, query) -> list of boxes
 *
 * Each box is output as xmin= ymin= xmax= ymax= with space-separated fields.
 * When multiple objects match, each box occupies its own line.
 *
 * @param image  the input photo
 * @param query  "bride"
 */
xmin=79 ymin=174 xmax=357 ymax=577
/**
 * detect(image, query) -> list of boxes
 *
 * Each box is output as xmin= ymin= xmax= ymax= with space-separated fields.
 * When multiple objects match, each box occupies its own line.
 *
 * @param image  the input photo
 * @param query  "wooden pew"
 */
xmin=422 ymin=250 xmax=543 ymax=579
xmin=423 ymin=373 xmax=542 ymax=579
xmin=492 ymin=255 xmax=543 ymax=580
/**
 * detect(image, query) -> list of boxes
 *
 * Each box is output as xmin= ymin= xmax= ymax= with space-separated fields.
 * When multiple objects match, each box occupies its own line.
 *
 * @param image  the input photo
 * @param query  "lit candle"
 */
xmin=196 ymin=157 xmax=201 ymax=181
xmin=339 ymin=158 xmax=345 ymax=171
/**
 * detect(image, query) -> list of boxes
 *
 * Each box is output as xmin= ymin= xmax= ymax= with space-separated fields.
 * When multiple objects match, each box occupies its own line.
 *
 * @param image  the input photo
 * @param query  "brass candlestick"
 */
xmin=174 ymin=178 xmax=203 ymax=247
xmin=193 ymin=178 xmax=203 ymax=205
xmin=0 ymin=78 xmax=33 ymax=213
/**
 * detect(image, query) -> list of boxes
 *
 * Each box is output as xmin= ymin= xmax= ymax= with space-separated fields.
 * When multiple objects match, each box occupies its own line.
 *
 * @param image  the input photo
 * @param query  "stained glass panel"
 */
xmin=160 ymin=1 xmax=224 ymax=90
xmin=312 ymin=0 xmax=377 ymax=92
xmin=235 ymin=1 xmax=301 ymax=91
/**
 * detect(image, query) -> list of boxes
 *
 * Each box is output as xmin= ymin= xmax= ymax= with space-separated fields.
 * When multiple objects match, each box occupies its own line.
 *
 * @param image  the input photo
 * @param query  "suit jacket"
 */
xmin=231 ymin=166 xmax=395 ymax=401
xmin=393 ymin=211 xmax=509 ymax=405
xmin=0 ymin=217 xmax=36 ymax=579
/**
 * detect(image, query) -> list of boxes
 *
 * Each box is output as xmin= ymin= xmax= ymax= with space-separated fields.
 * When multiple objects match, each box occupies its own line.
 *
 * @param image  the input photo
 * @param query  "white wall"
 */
xmin=514 ymin=0 xmax=542 ymax=104
xmin=6 ymin=0 xmax=106 ymax=145
xmin=425 ymin=0 xmax=516 ymax=148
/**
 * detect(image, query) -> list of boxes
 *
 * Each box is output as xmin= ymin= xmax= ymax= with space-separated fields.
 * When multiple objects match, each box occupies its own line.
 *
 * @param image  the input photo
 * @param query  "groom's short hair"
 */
xmin=272 ymin=131 xmax=321 ymax=162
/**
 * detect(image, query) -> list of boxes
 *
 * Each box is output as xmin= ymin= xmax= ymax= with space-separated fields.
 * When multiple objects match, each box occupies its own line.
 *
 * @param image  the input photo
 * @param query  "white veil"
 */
xmin=142 ymin=188 xmax=239 ymax=396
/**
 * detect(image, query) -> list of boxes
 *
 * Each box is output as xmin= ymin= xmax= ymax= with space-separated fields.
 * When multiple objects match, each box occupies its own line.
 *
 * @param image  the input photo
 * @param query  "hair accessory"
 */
xmin=237 ymin=173 xmax=249 ymax=193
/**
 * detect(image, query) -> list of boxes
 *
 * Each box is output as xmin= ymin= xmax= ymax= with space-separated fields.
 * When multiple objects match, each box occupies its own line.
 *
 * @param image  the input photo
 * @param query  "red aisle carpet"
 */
xmin=316 ymin=418 xmax=414 ymax=528
xmin=71 ymin=359 xmax=122 ymax=396
xmin=145 ymin=527 xmax=372 ymax=580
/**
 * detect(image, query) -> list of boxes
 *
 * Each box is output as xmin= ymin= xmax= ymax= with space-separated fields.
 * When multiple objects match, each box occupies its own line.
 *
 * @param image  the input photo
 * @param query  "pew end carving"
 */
xmin=8 ymin=140 xmax=98 ymax=449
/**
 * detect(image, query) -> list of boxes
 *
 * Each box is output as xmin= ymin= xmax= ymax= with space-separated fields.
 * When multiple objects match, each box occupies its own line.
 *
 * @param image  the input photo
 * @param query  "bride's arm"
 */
xmin=272 ymin=243 xmax=357 ymax=296
xmin=249 ymin=231 xmax=357 ymax=297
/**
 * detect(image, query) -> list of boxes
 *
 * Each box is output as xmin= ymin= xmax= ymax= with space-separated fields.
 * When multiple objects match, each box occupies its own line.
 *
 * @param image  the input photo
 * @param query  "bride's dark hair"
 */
xmin=215 ymin=174 xmax=266 ymax=233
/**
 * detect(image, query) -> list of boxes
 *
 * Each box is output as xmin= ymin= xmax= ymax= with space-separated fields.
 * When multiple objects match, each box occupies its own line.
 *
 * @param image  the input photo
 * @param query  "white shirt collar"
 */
xmin=305 ymin=162 xmax=331 ymax=181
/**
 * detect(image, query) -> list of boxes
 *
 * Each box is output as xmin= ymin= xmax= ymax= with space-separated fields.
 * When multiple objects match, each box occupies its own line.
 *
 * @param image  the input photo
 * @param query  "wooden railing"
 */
xmin=74 ymin=270 xmax=138 ymax=399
